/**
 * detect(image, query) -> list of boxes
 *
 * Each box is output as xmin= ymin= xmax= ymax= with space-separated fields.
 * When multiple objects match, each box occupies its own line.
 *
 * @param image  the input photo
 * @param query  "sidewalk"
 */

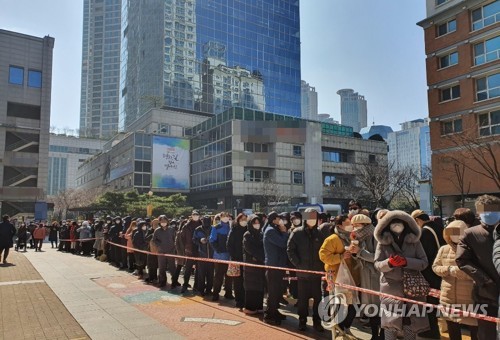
xmin=22 ymin=246 xmax=180 ymax=340
xmin=0 ymin=250 xmax=89 ymax=340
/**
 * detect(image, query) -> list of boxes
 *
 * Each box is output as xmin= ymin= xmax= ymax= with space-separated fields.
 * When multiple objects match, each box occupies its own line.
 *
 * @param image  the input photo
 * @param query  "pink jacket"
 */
xmin=33 ymin=227 xmax=46 ymax=240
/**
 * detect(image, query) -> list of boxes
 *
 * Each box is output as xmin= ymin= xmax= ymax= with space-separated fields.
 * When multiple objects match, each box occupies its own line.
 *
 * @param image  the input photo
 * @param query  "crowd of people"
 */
xmin=0 ymin=194 xmax=499 ymax=340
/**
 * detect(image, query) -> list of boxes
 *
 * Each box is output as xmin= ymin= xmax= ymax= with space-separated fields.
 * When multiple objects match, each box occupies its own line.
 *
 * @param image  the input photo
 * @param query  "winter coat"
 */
xmin=33 ymin=226 xmax=46 ymax=240
xmin=153 ymin=226 xmax=176 ymax=254
xmin=108 ymin=223 xmax=123 ymax=243
xmin=93 ymin=229 xmax=104 ymax=251
xmin=318 ymin=222 xmax=333 ymax=239
xmin=243 ymin=227 xmax=265 ymax=292
xmin=456 ymin=223 xmax=500 ymax=308
xmin=48 ymin=226 xmax=58 ymax=242
xmin=227 ymin=224 xmax=247 ymax=261
xmin=432 ymin=220 xmax=476 ymax=326
xmin=209 ymin=222 xmax=231 ymax=261
xmin=17 ymin=226 xmax=27 ymax=242
xmin=334 ymin=227 xmax=361 ymax=286
xmin=352 ymin=230 xmax=380 ymax=305
xmin=124 ymin=229 xmax=135 ymax=253
xmin=77 ymin=224 xmax=92 ymax=240
xmin=180 ymin=219 xmax=202 ymax=256
xmin=0 ymin=221 xmax=16 ymax=248
xmin=319 ymin=233 xmax=344 ymax=276
xmin=420 ymin=220 xmax=446 ymax=289
xmin=263 ymin=223 xmax=288 ymax=267
xmin=132 ymin=229 xmax=148 ymax=251
xmin=374 ymin=210 xmax=429 ymax=334
xmin=193 ymin=225 xmax=213 ymax=258
xmin=287 ymin=226 xmax=325 ymax=278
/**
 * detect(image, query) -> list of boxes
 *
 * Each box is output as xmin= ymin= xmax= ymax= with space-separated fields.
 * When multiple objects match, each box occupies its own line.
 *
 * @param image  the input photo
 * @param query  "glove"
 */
xmin=388 ymin=255 xmax=407 ymax=267
xmin=449 ymin=266 xmax=459 ymax=277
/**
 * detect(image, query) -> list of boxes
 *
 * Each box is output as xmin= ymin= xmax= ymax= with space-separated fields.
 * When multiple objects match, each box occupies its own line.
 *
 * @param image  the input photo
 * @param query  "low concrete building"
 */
xmin=0 ymin=30 xmax=54 ymax=217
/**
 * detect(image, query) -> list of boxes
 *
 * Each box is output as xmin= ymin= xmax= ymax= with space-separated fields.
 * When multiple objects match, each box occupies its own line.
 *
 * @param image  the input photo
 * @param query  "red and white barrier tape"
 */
xmin=59 ymin=238 xmax=500 ymax=323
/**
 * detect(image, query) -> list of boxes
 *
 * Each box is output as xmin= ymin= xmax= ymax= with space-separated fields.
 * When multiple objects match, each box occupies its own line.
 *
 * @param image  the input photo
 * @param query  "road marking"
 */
xmin=181 ymin=317 xmax=242 ymax=326
xmin=0 ymin=279 xmax=45 ymax=286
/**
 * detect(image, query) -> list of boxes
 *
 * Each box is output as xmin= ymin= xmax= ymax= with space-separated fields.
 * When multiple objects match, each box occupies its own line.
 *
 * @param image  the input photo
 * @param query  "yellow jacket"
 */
xmin=319 ymin=234 xmax=344 ymax=273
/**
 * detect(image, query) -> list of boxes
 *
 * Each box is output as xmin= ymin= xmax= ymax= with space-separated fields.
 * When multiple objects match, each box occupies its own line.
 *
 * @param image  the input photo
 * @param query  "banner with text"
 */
xmin=152 ymin=136 xmax=190 ymax=190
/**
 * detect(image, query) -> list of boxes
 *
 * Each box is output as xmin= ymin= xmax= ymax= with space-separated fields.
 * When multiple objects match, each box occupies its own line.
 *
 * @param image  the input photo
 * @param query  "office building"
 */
xmin=78 ymin=107 xmax=388 ymax=211
xmin=80 ymin=0 xmax=122 ymax=139
xmin=337 ymin=88 xmax=368 ymax=133
xmin=360 ymin=125 xmax=394 ymax=140
xmin=387 ymin=119 xmax=431 ymax=178
xmin=0 ymin=29 xmax=54 ymax=217
xmin=418 ymin=0 xmax=500 ymax=215
xmin=301 ymin=80 xmax=318 ymax=120
xmin=47 ymin=134 xmax=105 ymax=195
xmin=119 ymin=0 xmax=301 ymax=130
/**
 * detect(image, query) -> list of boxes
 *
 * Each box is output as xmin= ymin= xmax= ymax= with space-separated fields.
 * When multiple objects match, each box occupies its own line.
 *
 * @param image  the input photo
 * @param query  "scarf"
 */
xmin=352 ymin=224 xmax=375 ymax=243
xmin=334 ymin=226 xmax=351 ymax=247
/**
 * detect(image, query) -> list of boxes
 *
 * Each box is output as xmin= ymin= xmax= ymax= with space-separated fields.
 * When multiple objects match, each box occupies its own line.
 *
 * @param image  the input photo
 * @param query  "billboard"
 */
xmin=152 ymin=136 xmax=190 ymax=190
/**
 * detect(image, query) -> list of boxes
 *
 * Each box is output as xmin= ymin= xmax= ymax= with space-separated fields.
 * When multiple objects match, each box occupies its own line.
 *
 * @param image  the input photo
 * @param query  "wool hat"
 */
xmin=350 ymin=214 xmax=372 ymax=225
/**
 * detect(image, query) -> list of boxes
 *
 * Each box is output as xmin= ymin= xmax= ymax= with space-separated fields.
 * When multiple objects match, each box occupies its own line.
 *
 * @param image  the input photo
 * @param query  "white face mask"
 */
xmin=141 ymin=226 xmax=147 ymax=231
xmin=221 ymin=217 xmax=229 ymax=223
xmin=353 ymin=225 xmax=363 ymax=231
xmin=253 ymin=224 xmax=260 ymax=230
xmin=292 ymin=219 xmax=301 ymax=226
xmin=160 ymin=222 xmax=168 ymax=227
xmin=278 ymin=219 xmax=285 ymax=226
xmin=306 ymin=219 xmax=316 ymax=227
xmin=349 ymin=209 xmax=359 ymax=215
xmin=449 ymin=235 xmax=460 ymax=243
xmin=240 ymin=221 xmax=248 ymax=227
xmin=390 ymin=223 xmax=404 ymax=234
xmin=343 ymin=225 xmax=353 ymax=232
xmin=115 ymin=220 xmax=120 ymax=224
xmin=192 ymin=216 xmax=200 ymax=221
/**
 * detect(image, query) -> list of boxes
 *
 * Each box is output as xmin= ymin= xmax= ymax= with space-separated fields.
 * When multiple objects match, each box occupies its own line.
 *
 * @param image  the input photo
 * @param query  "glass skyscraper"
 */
xmin=120 ymin=0 xmax=301 ymax=130
xmin=80 ymin=0 xmax=122 ymax=139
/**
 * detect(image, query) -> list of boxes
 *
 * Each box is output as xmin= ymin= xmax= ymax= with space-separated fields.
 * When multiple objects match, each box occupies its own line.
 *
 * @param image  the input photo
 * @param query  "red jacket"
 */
xmin=33 ymin=227 xmax=46 ymax=240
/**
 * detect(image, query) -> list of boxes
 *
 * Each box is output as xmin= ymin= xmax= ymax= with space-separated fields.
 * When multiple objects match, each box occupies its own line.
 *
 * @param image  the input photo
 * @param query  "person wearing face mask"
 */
xmin=145 ymin=219 xmax=159 ymax=283
xmin=133 ymin=220 xmax=149 ymax=279
xmin=93 ymin=221 xmax=104 ymax=259
xmin=179 ymin=211 xmax=202 ymax=293
xmin=410 ymin=209 xmax=446 ymax=339
xmin=58 ymin=220 xmax=69 ymax=252
xmin=242 ymin=216 xmax=265 ymax=314
xmin=349 ymin=214 xmax=383 ymax=340
xmin=209 ymin=212 xmax=233 ymax=301
xmin=374 ymin=210 xmax=429 ymax=340
xmin=101 ymin=216 xmax=112 ymax=259
xmin=456 ymin=195 xmax=500 ymax=340
xmin=227 ymin=213 xmax=248 ymax=308
xmin=108 ymin=217 xmax=123 ymax=266
xmin=153 ymin=215 xmax=177 ymax=288
xmin=347 ymin=200 xmax=362 ymax=218
xmin=287 ymin=209 xmax=325 ymax=332
xmin=193 ymin=216 xmax=214 ymax=296
xmin=278 ymin=212 xmax=292 ymax=306
xmin=333 ymin=214 xmax=361 ymax=288
xmin=262 ymin=211 xmax=289 ymax=325
xmin=287 ymin=211 xmax=302 ymax=300
xmin=16 ymin=222 xmax=28 ymax=252
xmin=432 ymin=220 xmax=477 ymax=340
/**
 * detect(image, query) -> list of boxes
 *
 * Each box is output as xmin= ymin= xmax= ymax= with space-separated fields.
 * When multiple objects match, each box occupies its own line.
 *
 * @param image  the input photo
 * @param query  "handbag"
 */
xmin=226 ymin=263 xmax=241 ymax=277
xmin=402 ymin=269 xmax=430 ymax=298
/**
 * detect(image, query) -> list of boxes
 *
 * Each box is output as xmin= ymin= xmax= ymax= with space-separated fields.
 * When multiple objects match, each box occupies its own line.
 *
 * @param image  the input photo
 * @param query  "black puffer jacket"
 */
xmin=227 ymin=223 xmax=247 ymax=261
xmin=286 ymin=226 xmax=325 ymax=278
xmin=456 ymin=223 xmax=500 ymax=307
xmin=243 ymin=227 xmax=265 ymax=292
xmin=420 ymin=220 xmax=446 ymax=289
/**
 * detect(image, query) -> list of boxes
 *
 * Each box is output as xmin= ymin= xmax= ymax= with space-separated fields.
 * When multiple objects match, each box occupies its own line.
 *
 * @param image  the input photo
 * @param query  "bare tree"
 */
xmin=444 ymin=130 xmax=500 ymax=190
xmin=253 ymin=179 xmax=292 ymax=212
xmin=395 ymin=166 xmax=421 ymax=210
xmin=50 ymin=187 xmax=107 ymax=219
xmin=438 ymin=155 xmax=471 ymax=208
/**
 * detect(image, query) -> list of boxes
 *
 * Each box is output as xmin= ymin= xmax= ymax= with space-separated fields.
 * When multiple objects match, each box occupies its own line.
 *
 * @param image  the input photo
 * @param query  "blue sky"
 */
xmin=0 ymin=0 xmax=428 ymax=131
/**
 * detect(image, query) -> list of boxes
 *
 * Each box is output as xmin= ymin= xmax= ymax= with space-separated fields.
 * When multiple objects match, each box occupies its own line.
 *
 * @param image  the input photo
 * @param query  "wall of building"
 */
xmin=0 ymin=30 xmax=54 ymax=216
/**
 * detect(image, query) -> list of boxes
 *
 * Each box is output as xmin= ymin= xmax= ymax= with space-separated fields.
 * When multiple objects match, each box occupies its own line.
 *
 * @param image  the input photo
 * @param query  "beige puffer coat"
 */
xmin=432 ymin=220 xmax=476 ymax=326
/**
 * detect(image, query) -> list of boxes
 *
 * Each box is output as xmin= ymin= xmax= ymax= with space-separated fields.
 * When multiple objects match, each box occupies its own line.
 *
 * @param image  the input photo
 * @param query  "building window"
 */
xmin=9 ymin=66 xmax=24 ymax=85
xmin=322 ymin=150 xmax=349 ymax=163
xmin=244 ymin=168 xmax=270 ymax=182
xmin=441 ymin=118 xmax=463 ymax=135
xmin=368 ymin=154 xmax=377 ymax=164
xmin=472 ymin=1 xmax=500 ymax=31
xmin=323 ymin=174 xmax=350 ymax=188
xmin=474 ymin=36 xmax=500 ymax=65
xmin=28 ymin=70 xmax=42 ymax=88
xmin=439 ymin=52 xmax=458 ymax=69
xmin=476 ymin=73 xmax=500 ymax=101
xmin=437 ymin=19 xmax=456 ymax=37
xmin=440 ymin=85 xmax=460 ymax=102
xmin=436 ymin=0 xmax=449 ymax=5
xmin=478 ymin=110 xmax=500 ymax=136
xmin=244 ymin=142 xmax=269 ymax=153
xmin=293 ymin=145 xmax=302 ymax=157
xmin=292 ymin=171 xmax=303 ymax=184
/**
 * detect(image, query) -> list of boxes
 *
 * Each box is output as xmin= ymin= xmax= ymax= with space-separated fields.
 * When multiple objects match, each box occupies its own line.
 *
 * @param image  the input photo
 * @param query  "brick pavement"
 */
xmin=0 ymin=249 xmax=89 ymax=340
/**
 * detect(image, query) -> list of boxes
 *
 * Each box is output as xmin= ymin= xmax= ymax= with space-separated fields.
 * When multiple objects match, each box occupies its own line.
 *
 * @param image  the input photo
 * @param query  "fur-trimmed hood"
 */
xmin=374 ymin=210 xmax=421 ymax=245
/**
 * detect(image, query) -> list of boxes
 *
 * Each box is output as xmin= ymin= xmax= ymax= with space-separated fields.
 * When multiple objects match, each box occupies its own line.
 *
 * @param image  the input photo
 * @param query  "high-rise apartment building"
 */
xmin=418 ymin=0 xmax=500 ymax=215
xmin=80 ymin=0 xmax=121 ymax=139
xmin=337 ymin=88 xmax=367 ymax=133
xmin=119 ymin=0 xmax=301 ymax=130
xmin=387 ymin=119 xmax=431 ymax=178
xmin=0 ymin=29 xmax=54 ymax=217
xmin=301 ymin=80 xmax=318 ymax=120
